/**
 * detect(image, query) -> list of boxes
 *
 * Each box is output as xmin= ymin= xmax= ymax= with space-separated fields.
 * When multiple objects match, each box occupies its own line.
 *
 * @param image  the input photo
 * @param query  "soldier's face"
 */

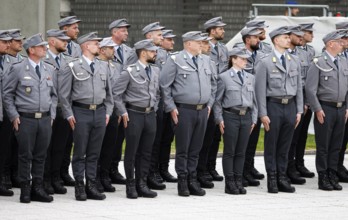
xmin=55 ymin=38 xmax=68 ymax=53
xmin=190 ymin=40 xmax=202 ymax=55
xmin=146 ymin=50 xmax=157 ymax=64
xmin=31 ymin=45 xmax=47 ymax=58
xmin=113 ymin=27 xmax=128 ymax=43
xmin=10 ymin=39 xmax=23 ymax=52
xmin=341 ymin=37 xmax=348 ymax=49
xmin=258 ymin=29 xmax=266 ymax=41
xmin=290 ymin=34 xmax=302 ymax=46
xmin=212 ymin=27 xmax=225 ymax=41
xmin=64 ymin=23 xmax=80 ymax=40
xmin=161 ymin=38 xmax=174 ymax=51
xmin=101 ymin=47 xmax=114 ymax=60
xmin=247 ymin=35 xmax=260 ymax=50
xmin=87 ymin=41 xmax=100 ymax=56
xmin=232 ymin=56 xmax=247 ymax=69
xmin=0 ymin=40 xmax=10 ymax=54
xmin=302 ymin=31 xmax=313 ymax=43
xmin=148 ymin=30 xmax=164 ymax=46
xmin=275 ymin=34 xmax=291 ymax=49
xmin=201 ymin=41 xmax=211 ymax=55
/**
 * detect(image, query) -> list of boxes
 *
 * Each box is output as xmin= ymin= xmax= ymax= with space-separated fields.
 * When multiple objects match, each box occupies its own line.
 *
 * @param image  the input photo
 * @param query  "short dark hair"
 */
xmin=242 ymin=35 xmax=249 ymax=44
xmin=228 ymin=55 xmax=238 ymax=68
xmin=135 ymin=49 xmax=144 ymax=58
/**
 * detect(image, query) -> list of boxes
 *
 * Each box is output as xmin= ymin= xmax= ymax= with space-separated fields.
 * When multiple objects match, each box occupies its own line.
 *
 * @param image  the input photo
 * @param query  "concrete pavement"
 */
xmin=1 ymin=155 xmax=348 ymax=220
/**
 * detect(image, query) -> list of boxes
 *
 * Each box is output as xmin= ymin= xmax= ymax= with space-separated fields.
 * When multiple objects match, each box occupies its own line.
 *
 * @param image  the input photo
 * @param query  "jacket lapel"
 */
xmin=324 ymin=51 xmax=337 ymax=71
xmin=272 ymin=51 xmax=286 ymax=73
xmin=81 ymin=58 xmax=93 ymax=75
xmin=231 ymin=69 xmax=242 ymax=85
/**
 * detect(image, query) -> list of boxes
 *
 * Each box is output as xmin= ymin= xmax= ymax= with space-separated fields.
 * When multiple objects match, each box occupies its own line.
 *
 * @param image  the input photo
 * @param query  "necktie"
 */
xmin=251 ymin=51 xmax=257 ymax=61
xmin=117 ymin=46 xmax=124 ymax=64
xmin=214 ymin=44 xmax=219 ymax=55
xmin=334 ymin=59 xmax=339 ymax=70
xmin=0 ymin=55 xmax=3 ymax=70
xmin=90 ymin=62 xmax=95 ymax=73
xmin=145 ymin=66 xmax=151 ymax=80
xmin=237 ymin=71 xmax=244 ymax=84
xmin=67 ymin=42 xmax=72 ymax=55
xmin=192 ymin=56 xmax=198 ymax=69
xmin=280 ymin=55 xmax=286 ymax=70
xmin=35 ymin=65 xmax=41 ymax=79
xmin=55 ymin=56 xmax=60 ymax=68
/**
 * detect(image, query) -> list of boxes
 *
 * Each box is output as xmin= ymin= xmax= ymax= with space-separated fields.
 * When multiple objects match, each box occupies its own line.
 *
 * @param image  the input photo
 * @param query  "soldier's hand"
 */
xmin=316 ymin=110 xmax=325 ymax=124
xmin=345 ymin=109 xmax=348 ymax=123
xmin=219 ymin=121 xmax=225 ymax=134
xmin=106 ymin=114 xmax=110 ymax=125
xmin=207 ymin=106 xmax=211 ymax=118
xmin=122 ymin=113 xmax=129 ymax=128
xmin=295 ymin=113 xmax=301 ymax=129
xmin=68 ymin=116 xmax=76 ymax=130
xmin=304 ymin=105 xmax=308 ymax=115
xmin=171 ymin=109 xmax=179 ymax=125
xmin=118 ymin=116 xmax=122 ymax=125
xmin=13 ymin=117 xmax=20 ymax=131
xmin=51 ymin=119 xmax=54 ymax=126
xmin=261 ymin=116 xmax=270 ymax=132
xmin=250 ymin=123 xmax=255 ymax=134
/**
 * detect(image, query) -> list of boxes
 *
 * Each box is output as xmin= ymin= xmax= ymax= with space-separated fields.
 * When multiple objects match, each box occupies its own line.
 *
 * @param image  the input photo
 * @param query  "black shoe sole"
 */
xmin=178 ymin=192 xmax=190 ymax=197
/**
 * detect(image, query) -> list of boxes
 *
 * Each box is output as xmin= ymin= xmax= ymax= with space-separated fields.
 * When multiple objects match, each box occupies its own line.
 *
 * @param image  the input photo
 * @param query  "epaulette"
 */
xmin=126 ymin=64 xmax=137 ymax=72
xmin=42 ymin=61 xmax=58 ymax=70
xmin=169 ymin=51 xmax=179 ymax=55
xmin=262 ymin=42 xmax=271 ymax=46
xmin=12 ymin=59 xmax=24 ymax=66
xmin=259 ymin=53 xmax=270 ymax=60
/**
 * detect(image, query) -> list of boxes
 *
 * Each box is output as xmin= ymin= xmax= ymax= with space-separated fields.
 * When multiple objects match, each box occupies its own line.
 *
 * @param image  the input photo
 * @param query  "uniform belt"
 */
xmin=320 ymin=100 xmax=346 ymax=108
xmin=19 ymin=111 xmax=50 ymax=119
xmin=223 ymin=108 xmax=250 ymax=116
xmin=176 ymin=103 xmax=207 ymax=111
xmin=267 ymin=97 xmax=294 ymax=105
xmin=126 ymin=103 xmax=154 ymax=113
xmin=72 ymin=101 xmax=104 ymax=110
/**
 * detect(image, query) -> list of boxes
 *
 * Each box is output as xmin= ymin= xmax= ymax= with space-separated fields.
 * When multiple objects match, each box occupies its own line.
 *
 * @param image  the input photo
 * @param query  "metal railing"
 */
xmin=250 ymin=4 xmax=331 ymax=18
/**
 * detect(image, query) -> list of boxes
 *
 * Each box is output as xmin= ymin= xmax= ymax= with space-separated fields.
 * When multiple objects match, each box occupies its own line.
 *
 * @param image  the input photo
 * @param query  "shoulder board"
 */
xmin=169 ymin=51 xmax=179 ymax=55
xmin=19 ymin=53 xmax=27 ymax=58
xmin=262 ymin=42 xmax=271 ymax=46
xmin=108 ymin=60 xmax=115 ymax=67
xmin=126 ymin=64 xmax=138 ymax=72
xmin=12 ymin=59 xmax=24 ymax=66
xmin=43 ymin=61 xmax=57 ymax=70
xmin=259 ymin=53 xmax=270 ymax=60
xmin=307 ymin=45 xmax=314 ymax=49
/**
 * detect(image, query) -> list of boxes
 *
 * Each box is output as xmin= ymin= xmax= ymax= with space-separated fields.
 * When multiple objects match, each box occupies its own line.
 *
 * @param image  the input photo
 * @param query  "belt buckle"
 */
xmin=145 ymin=107 xmax=151 ymax=113
xmin=281 ymin=99 xmax=289 ymax=104
xmin=35 ymin=113 xmax=42 ymax=119
xmin=89 ymin=104 xmax=97 ymax=110
xmin=337 ymin=102 xmax=342 ymax=108
xmin=239 ymin=110 xmax=246 ymax=116
xmin=196 ymin=104 xmax=203 ymax=110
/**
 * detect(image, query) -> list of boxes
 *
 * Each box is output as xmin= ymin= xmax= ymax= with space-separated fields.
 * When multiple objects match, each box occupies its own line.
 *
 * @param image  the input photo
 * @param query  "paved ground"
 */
xmin=1 ymin=155 xmax=348 ymax=220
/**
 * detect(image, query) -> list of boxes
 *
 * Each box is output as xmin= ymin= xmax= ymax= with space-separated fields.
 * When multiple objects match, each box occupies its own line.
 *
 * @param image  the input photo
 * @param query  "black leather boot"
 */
xmin=224 ymin=175 xmax=239 ymax=195
xmin=11 ymin=172 xmax=21 ymax=188
xmin=0 ymin=181 xmax=13 ymax=196
xmin=31 ymin=178 xmax=54 ymax=202
xmin=126 ymin=179 xmax=138 ymax=199
xmin=318 ymin=171 xmax=333 ymax=191
xmin=242 ymin=176 xmax=249 ymax=187
xmin=43 ymin=178 xmax=54 ymax=195
xmin=243 ymin=171 xmax=260 ymax=186
xmin=208 ymin=167 xmax=223 ymax=181
xmin=147 ymin=172 xmax=166 ymax=190
xmin=110 ymin=162 xmax=126 ymax=185
xmin=152 ymin=169 xmax=164 ymax=183
xmin=296 ymin=160 xmax=315 ymax=178
xmin=20 ymin=181 xmax=31 ymax=203
xmin=136 ymin=177 xmax=157 ymax=198
xmin=100 ymin=172 xmax=116 ymax=192
xmin=267 ymin=172 xmax=278 ymax=193
xmin=251 ymin=167 xmax=265 ymax=180
xmin=197 ymin=172 xmax=214 ymax=189
xmin=96 ymin=172 xmax=104 ymax=193
xmin=61 ymin=171 xmax=75 ymax=186
xmin=75 ymin=180 xmax=87 ymax=201
xmin=159 ymin=164 xmax=177 ymax=183
xmin=188 ymin=173 xmax=206 ymax=196
xmin=337 ymin=166 xmax=348 ymax=183
xmin=177 ymin=174 xmax=189 ymax=197
xmin=51 ymin=175 xmax=67 ymax=194
xmin=235 ymin=175 xmax=247 ymax=194
xmin=86 ymin=179 xmax=106 ymax=200
xmin=328 ymin=169 xmax=342 ymax=191
xmin=277 ymin=174 xmax=295 ymax=193
xmin=287 ymin=161 xmax=306 ymax=185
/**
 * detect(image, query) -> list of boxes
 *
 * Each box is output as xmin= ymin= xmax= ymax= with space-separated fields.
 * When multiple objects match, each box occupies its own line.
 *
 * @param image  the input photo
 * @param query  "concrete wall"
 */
xmin=0 ymin=0 xmax=60 ymax=38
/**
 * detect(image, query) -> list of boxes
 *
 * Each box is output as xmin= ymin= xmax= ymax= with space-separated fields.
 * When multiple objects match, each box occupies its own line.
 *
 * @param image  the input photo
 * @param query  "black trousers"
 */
xmin=264 ymin=101 xmax=296 ymax=174
xmin=15 ymin=116 xmax=52 ymax=182
xmin=124 ymin=110 xmax=156 ymax=179
xmin=174 ymin=107 xmax=208 ymax=175
xmin=61 ymin=130 xmax=73 ymax=175
xmin=207 ymin=126 xmax=221 ymax=170
xmin=338 ymin=121 xmax=348 ymax=167
xmin=111 ymin=122 xmax=125 ymax=164
xmin=158 ymin=112 xmax=174 ymax=168
xmin=44 ymin=107 xmax=71 ymax=179
xmin=244 ymin=119 xmax=261 ymax=172
xmin=150 ymin=105 xmax=164 ymax=172
xmin=222 ymin=111 xmax=252 ymax=176
xmin=0 ymin=116 xmax=13 ymax=177
xmin=315 ymin=104 xmax=346 ymax=172
xmin=72 ymin=106 xmax=106 ymax=181
xmin=99 ymin=111 xmax=119 ymax=174
xmin=288 ymin=109 xmax=312 ymax=162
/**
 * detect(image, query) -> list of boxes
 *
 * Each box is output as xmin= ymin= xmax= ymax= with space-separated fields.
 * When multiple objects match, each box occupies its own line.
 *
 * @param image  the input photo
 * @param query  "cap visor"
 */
xmin=0 ymin=36 xmax=12 ymax=41
xmin=164 ymin=34 xmax=176 ymax=38
xmin=36 ymin=41 xmax=48 ymax=46
xmin=57 ymin=36 xmax=71 ymax=40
